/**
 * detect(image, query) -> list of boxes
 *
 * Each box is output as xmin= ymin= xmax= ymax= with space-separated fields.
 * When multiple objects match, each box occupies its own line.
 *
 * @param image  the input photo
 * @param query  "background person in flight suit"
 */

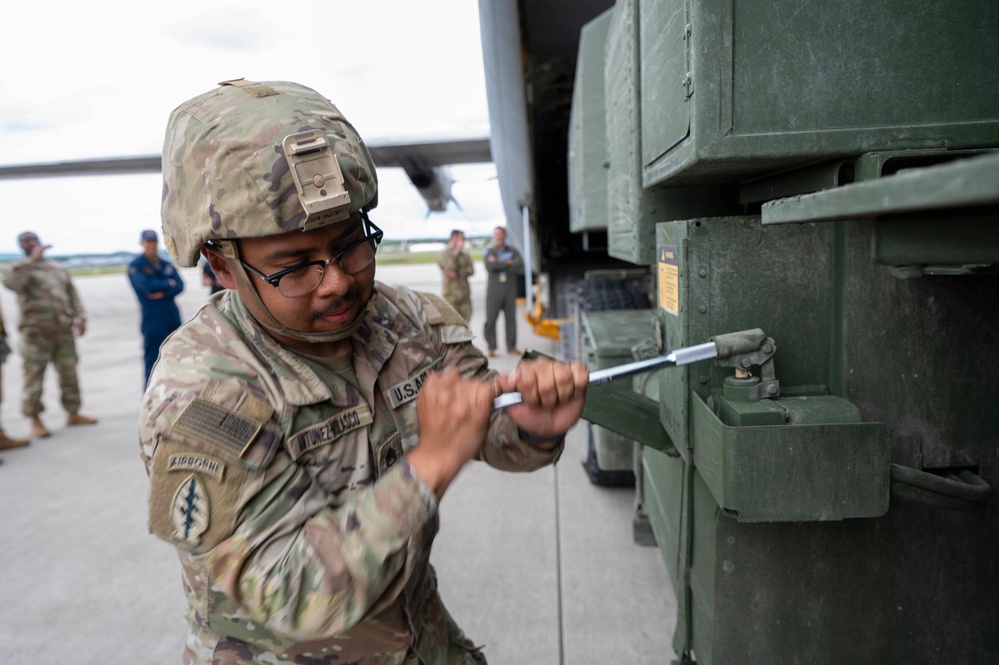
xmin=482 ymin=226 xmax=524 ymax=357
xmin=2 ymin=231 xmax=98 ymax=438
xmin=140 ymin=79 xmax=588 ymax=665
xmin=127 ymin=229 xmax=185 ymax=385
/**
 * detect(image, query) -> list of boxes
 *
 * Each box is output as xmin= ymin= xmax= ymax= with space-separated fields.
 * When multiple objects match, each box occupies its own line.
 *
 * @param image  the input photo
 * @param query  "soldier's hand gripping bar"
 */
xmin=491 ymin=328 xmax=769 ymax=411
xmin=492 ymin=340 xmax=719 ymax=411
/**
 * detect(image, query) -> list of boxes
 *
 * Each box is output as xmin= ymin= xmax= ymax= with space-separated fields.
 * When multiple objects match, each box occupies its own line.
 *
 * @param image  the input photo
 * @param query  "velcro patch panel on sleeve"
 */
xmin=437 ymin=324 xmax=474 ymax=345
xmin=171 ymin=381 xmax=274 ymax=459
xmin=416 ymin=291 xmax=468 ymax=327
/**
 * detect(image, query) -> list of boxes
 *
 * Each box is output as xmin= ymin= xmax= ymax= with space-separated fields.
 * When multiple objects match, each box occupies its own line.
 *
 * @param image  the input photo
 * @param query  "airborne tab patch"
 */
xmin=168 ymin=452 xmax=226 ymax=481
xmin=287 ymin=404 xmax=373 ymax=461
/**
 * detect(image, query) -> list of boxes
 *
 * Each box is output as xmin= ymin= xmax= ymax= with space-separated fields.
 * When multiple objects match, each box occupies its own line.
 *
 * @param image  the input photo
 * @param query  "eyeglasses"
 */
xmin=241 ymin=221 xmax=383 ymax=298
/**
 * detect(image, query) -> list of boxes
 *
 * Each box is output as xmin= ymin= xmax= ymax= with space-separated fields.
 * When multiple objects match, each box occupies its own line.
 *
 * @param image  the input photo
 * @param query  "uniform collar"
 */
xmin=225 ymin=284 xmax=406 ymax=406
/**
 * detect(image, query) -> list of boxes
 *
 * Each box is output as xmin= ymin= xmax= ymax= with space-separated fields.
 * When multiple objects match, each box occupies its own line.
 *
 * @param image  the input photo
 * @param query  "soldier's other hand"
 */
xmin=497 ymin=357 xmax=588 ymax=439
xmin=30 ymin=244 xmax=51 ymax=260
xmin=409 ymin=368 xmax=493 ymax=498
xmin=73 ymin=318 xmax=87 ymax=336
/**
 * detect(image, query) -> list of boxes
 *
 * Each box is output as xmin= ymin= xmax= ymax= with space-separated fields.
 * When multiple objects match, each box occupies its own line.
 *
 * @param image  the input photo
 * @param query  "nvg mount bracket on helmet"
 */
xmin=282 ymin=130 xmax=352 ymax=230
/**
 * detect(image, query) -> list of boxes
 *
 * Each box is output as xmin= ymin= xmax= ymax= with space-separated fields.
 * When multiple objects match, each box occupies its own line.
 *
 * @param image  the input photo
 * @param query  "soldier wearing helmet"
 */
xmin=139 ymin=80 xmax=588 ymax=664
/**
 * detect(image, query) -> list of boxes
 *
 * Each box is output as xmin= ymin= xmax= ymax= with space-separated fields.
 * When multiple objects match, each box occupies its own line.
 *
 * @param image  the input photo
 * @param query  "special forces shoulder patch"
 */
xmin=148 ymin=438 xmax=248 ymax=552
xmin=171 ymin=474 xmax=209 ymax=546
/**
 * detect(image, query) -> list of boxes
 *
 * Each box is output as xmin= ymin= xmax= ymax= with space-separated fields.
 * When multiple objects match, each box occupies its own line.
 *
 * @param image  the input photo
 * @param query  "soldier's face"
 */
xmin=233 ymin=220 xmax=375 ymax=343
xmin=493 ymin=228 xmax=506 ymax=247
xmin=18 ymin=233 xmax=40 ymax=255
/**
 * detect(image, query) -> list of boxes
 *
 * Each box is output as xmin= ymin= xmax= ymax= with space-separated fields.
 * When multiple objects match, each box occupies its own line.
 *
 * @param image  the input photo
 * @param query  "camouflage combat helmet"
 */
xmin=161 ymin=79 xmax=378 ymax=267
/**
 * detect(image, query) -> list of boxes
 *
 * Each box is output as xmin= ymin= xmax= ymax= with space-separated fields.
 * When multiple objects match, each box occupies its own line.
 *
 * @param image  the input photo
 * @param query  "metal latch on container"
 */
xmin=281 ymin=130 xmax=352 ymax=229
xmin=712 ymin=329 xmax=780 ymax=401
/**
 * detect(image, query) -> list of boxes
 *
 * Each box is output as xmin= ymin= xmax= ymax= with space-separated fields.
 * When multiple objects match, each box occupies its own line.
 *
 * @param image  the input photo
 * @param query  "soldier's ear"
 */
xmin=203 ymin=246 xmax=236 ymax=290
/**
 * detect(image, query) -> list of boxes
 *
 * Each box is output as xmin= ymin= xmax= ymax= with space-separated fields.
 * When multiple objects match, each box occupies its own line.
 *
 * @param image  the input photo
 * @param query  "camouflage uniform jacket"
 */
xmin=2 ymin=258 xmax=85 ymax=332
xmin=139 ymin=282 xmax=562 ymax=664
xmin=436 ymin=247 xmax=474 ymax=305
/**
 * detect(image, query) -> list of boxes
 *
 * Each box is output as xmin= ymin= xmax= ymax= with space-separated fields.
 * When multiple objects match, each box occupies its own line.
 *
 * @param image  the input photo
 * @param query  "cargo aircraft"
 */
xmin=0 ymin=137 xmax=490 ymax=218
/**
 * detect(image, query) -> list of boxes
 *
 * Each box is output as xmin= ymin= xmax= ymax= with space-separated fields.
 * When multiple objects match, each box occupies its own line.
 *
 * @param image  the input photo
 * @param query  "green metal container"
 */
xmin=579 ymin=308 xmax=658 ymax=481
xmin=561 ymin=2 xmax=999 ymax=662
xmin=639 ymin=0 xmax=999 ymax=187
xmin=639 ymin=188 xmax=999 ymax=662
xmin=568 ymin=10 xmax=612 ymax=233
xmin=604 ymin=0 xmax=734 ymax=265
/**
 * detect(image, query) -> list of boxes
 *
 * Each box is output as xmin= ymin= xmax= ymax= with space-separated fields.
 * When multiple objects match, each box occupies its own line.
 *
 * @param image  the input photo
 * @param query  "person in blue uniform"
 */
xmin=127 ymin=229 xmax=184 ymax=385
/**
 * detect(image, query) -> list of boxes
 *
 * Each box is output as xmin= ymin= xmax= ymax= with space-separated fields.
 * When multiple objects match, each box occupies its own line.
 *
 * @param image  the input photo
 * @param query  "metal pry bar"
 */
xmin=492 ymin=340 xmax=718 ymax=411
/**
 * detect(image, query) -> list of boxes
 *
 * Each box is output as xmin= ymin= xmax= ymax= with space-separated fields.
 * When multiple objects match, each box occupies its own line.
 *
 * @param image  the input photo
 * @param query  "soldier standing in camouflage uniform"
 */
xmin=2 ymin=232 xmax=98 ymax=438
xmin=140 ymin=79 xmax=588 ymax=665
xmin=482 ymin=227 xmax=524 ymax=357
xmin=0 ymin=305 xmax=31 ymax=460
xmin=436 ymin=229 xmax=474 ymax=322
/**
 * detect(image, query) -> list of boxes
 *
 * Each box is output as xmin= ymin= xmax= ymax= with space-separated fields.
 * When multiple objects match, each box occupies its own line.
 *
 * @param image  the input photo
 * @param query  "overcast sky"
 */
xmin=0 ymin=0 xmax=504 ymax=256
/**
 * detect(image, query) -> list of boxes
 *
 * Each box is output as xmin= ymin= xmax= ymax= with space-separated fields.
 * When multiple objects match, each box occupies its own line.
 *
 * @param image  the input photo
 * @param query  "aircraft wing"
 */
xmin=0 ymin=156 xmax=163 ymax=179
xmin=0 ymin=137 xmax=492 ymax=214
xmin=370 ymin=138 xmax=492 ymax=213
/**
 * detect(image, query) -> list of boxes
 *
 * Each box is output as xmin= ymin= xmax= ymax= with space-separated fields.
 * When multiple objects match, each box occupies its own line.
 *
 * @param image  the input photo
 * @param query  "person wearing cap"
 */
xmin=2 ymin=231 xmax=98 ymax=437
xmin=139 ymin=79 xmax=588 ymax=665
xmin=127 ymin=229 xmax=185 ymax=385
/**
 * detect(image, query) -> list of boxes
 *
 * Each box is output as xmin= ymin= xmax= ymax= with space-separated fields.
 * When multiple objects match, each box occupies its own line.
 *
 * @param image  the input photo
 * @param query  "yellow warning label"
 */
xmin=658 ymin=245 xmax=679 ymax=316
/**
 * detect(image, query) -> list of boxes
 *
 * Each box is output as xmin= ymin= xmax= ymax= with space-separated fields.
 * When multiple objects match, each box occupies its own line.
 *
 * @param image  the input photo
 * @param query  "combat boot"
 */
xmin=0 ymin=429 xmax=30 ymax=450
xmin=30 ymin=416 xmax=51 ymax=438
xmin=66 ymin=412 xmax=98 ymax=426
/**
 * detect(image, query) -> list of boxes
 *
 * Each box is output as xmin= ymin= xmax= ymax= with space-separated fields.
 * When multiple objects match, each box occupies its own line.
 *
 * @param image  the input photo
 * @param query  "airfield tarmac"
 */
xmin=0 ymin=261 xmax=676 ymax=664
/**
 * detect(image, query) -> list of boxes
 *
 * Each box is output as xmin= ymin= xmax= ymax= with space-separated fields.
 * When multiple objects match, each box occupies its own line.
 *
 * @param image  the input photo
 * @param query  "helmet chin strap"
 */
xmin=218 ymin=240 xmax=369 ymax=344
